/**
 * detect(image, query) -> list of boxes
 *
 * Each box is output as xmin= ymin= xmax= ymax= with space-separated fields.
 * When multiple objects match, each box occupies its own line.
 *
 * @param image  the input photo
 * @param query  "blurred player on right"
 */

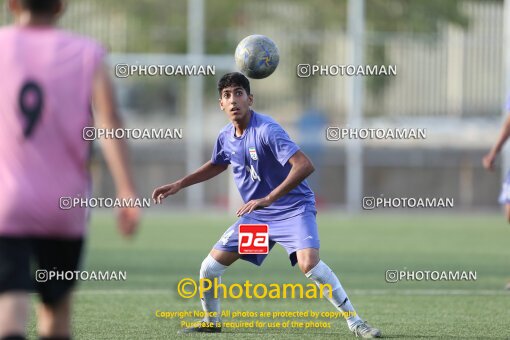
xmin=482 ymin=98 xmax=510 ymax=289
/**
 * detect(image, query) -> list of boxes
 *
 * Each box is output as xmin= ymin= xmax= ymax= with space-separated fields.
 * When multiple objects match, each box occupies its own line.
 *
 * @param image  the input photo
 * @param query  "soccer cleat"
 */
xmin=177 ymin=321 xmax=222 ymax=334
xmin=351 ymin=320 xmax=382 ymax=338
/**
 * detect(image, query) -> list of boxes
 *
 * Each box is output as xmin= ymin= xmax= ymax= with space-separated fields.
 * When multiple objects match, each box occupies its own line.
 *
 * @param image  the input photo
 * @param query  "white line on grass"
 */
xmin=72 ymin=289 xmax=509 ymax=296
xmin=349 ymin=289 xmax=509 ymax=296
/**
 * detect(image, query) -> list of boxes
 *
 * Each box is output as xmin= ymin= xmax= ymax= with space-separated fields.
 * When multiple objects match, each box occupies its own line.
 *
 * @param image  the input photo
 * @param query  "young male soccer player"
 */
xmin=152 ymin=72 xmax=381 ymax=338
xmin=0 ymin=1 xmax=140 ymax=339
xmin=483 ymin=99 xmax=510 ymax=290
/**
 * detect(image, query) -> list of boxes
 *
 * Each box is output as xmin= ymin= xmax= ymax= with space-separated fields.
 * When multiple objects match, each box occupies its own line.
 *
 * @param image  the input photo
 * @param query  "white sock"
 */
xmin=199 ymin=254 xmax=227 ymax=323
xmin=305 ymin=260 xmax=362 ymax=330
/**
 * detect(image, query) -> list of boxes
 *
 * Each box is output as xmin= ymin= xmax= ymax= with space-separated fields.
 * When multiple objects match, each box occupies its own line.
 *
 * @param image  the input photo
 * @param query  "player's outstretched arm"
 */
xmin=236 ymin=150 xmax=314 ymax=216
xmin=93 ymin=62 xmax=140 ymax=237
xmin=152 ymin=161 xmax=228 ymax=204
xmin=483 ymin=113 xmax=510 ymax=171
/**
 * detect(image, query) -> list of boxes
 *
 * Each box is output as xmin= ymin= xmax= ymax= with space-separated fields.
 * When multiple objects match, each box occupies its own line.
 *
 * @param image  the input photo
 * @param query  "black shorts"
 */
xmin=0 ymin=236 xmax=83 ymax=305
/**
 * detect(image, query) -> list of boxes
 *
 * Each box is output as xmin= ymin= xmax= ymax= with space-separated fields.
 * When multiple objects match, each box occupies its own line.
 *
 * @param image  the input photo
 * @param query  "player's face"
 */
xmin=219 ymin=86 xmax=253 ymax=124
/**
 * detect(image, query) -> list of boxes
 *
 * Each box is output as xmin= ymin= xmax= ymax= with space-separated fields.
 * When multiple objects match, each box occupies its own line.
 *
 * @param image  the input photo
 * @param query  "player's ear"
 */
xmin=248 ymin=94 xmax=254 ymax=106
xmin=55 ymin=0 xmax=67 ymax=18
xmin=219 ymin=97 xmax=225 ymax=111
xmin=8 ymin=0 xmax=21 ymax=14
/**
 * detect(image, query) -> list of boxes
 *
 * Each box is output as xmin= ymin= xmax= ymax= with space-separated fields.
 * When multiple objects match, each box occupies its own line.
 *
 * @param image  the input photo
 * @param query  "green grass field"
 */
xmin=27 ymin=212 xmax=510 ymax=339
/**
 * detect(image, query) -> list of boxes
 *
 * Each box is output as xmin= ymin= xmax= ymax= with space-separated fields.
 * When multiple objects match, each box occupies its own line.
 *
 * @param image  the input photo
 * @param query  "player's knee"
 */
xmin=298 ymin=258 xmax=320 ymax=274
xmin=200 ymin=255 xmax=228 ymax=279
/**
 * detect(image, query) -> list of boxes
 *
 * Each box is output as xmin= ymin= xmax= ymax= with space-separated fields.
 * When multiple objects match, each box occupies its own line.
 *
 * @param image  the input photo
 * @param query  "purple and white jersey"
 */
xmin=211 ymin=111 xmax=315 ymax=220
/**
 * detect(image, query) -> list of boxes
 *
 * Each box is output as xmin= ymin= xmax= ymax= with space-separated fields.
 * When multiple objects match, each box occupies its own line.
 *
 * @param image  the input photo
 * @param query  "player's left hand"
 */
xmin=115 ymin=191 xmax=141 ymax=238
xmin=236 ymin=197 xmax=273 ymax=217
xmin=483 ymin=151 xmax=496 ymax=171
xmin=117 ymin=206 xmax=140 ymax=238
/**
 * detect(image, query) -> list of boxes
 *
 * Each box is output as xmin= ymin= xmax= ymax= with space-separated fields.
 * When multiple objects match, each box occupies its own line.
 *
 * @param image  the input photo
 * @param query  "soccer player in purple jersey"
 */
xmin=153 ymin=72 xmax=381 ymax=338
xmin=483 ymin=96 xmax=510 ymax=290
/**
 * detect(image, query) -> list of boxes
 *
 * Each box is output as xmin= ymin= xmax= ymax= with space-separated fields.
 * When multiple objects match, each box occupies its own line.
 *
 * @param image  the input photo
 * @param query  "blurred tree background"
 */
xmin=61 ymin=0 xmax=475 ymax=97
xmin=1 ymin=0 xmax=493 ymax=118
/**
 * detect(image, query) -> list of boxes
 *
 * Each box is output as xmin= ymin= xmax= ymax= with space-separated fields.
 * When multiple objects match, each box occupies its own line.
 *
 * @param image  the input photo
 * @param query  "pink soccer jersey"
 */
xmin=0 ymin=26 xmax=105 ymax=238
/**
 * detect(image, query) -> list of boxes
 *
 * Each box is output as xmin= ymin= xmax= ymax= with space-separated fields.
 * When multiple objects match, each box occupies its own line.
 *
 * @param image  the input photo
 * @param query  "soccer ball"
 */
xmin=234 ymin=35 xmax=279 ymax=79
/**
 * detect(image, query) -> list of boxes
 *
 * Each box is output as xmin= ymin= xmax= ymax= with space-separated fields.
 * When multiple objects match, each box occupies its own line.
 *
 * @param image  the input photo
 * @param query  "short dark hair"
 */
xmin=20 ymin=0 xmax=60 ymax=14
xmin=218 ymin=72 xmax=251 ymax=96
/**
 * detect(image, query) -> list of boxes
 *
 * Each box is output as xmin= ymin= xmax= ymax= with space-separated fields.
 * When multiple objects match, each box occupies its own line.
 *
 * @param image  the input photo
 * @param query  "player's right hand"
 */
xmin=152 ymin=181 xmax=182 ymax=204
xmin=117 ymin=206 xmax=140 ymax=238
xmin=115 ymin=191 xmax=141 ymax=238
xmin=482 ymin=151 xmax=496 ymax=171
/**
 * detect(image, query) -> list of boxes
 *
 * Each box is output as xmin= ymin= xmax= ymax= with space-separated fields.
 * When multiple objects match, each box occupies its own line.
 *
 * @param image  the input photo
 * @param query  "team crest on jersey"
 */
xmin=249 ymin=147 xmax=258 ymax=161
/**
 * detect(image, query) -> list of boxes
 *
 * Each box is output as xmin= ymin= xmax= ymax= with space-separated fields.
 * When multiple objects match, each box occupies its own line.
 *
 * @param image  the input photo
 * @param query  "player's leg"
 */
xmin=297 ymin=248 xmax=381 ymax=338
xmin=178 ymin=249 xmax=239 ymax=334
xmin=505 ymin=205 xmax=510 ymax=290
xmin=210 ymin=248 xmax=241 ymax=266
xmin=36 ymin=293 xmax=72 ymax=339
xmin=0 ymin=238 xmax=33 ymax=340
xmin=271 ymin=209 xmax=364 ymax=329
xmin=277 ymin=207 xmax=381 ymax=338
xmin=0 ymin=292 xmax=29 ymax=340
xmin=200 ymin=249 xmax=240 ymax=323
xmin=33 ymin=238 xmax=83 ymax=339
xmin=499 ymin=176 xmax=510 ymax=223
xmin=296 ymin=248 xmax=362 ymax=327
xmin=181 ymin=216 xmax=275 ymax=334
xmin=181 ymin=215 xmax=277 ymax=334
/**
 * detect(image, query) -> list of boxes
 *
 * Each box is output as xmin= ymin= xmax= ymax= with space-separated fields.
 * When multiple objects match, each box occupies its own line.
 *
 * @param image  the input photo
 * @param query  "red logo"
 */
xmin=238 ymin=224 xmax=269 ymax=254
